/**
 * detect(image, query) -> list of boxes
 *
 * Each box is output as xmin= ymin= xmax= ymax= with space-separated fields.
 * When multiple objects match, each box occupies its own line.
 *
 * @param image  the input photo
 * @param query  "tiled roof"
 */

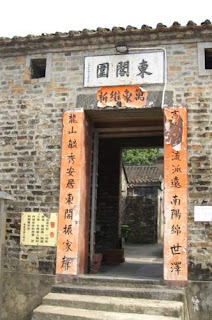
xmin=0 ymin=20 xmax=211 ymax=44
xmin=124 ymin=164 xmax=162 ymax=185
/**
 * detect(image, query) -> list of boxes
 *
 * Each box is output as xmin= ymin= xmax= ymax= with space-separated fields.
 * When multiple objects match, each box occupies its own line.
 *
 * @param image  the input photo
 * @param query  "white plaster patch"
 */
xmin=194 ymin=206 xmax=212 ymax=222
xmin=192 ymin=296 xmax=200 ymax=312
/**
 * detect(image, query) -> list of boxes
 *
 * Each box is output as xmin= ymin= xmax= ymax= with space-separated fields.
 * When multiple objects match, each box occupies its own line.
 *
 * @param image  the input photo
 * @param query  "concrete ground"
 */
xmin=98 ymin=243 xmax=163 ymax=280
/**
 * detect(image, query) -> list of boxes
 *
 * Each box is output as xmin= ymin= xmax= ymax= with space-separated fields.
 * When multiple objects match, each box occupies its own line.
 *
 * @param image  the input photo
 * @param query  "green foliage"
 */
xmin=122 ymin=148 xmax=163 ymax=165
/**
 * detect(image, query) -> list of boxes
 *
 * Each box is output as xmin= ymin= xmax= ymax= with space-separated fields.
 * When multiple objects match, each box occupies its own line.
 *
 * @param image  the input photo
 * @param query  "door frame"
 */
xmin=56 ymin=107 xmax=188 ymax=287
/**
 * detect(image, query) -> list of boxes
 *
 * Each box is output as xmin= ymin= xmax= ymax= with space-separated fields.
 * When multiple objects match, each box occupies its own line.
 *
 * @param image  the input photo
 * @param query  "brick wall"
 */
xmin=0 ymin=34 xmax=211 ymax=291
xmin=122 ymin=187 xmax=158 ymax=244
xmin=165 ymin=44 xmax=212 ymax=280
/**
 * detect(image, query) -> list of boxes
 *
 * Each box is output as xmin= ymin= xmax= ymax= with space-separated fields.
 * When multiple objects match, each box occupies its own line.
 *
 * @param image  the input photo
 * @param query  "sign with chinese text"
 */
xmin=84 ymin=51 xmax=165 ymax=87
xmin=20 ymin=212 xmax=58 ymax=246
xmin=97 ymin=85 xmax=147 ymax=108
xmin=164 ymin=107 xmax=188 ymax=282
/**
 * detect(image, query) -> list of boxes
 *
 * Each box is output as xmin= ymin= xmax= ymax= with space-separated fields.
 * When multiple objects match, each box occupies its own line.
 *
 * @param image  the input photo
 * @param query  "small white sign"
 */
xmin=84 ymin=51 xmax=165 ymax=87
xmin=194 ymin=206 xmax=212 ymax=222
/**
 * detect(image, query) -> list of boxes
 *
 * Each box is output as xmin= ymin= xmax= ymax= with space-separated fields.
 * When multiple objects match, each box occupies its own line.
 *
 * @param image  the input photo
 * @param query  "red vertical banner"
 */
xmin=164 ymin=107 xmax=188 ymax=284
xmin=56 ymin=110 xmax=89 ymax=276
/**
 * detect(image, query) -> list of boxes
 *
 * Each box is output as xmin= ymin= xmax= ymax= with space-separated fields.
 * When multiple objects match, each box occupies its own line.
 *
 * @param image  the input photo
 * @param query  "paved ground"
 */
xmin=98 ymin=243 xmax=163 ymax=280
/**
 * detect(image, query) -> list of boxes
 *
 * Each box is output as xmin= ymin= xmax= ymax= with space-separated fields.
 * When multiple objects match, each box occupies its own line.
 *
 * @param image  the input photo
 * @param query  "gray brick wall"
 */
xmin=0 ymin=38 xmax=211 ymax=281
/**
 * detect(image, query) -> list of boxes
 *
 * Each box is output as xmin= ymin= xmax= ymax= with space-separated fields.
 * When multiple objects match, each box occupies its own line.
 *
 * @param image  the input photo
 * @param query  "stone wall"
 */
xmin=2 ymin=271 xmax=55 ymax=320
xmin=122 ymin=187 xmax=158 ymax=244
xmin=186 ymin=281 xmax=212 ymax=320
xmin=0 ymin=31 xmax=212 ymax=318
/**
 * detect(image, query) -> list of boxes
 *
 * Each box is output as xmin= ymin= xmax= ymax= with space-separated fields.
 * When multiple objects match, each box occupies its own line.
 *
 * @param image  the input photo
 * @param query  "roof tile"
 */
xmin=124 ymin=164 xmax=162 ymax=185
xmin=0 ymin=20 xmax=211 ymax=45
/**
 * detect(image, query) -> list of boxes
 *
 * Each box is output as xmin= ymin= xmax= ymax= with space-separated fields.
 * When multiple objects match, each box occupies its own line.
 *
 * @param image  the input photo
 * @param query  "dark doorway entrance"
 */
xmin=92 ymin=139 xmax=164 ymax=279
xmin=86 ymin=107 xmax=164 ymax=279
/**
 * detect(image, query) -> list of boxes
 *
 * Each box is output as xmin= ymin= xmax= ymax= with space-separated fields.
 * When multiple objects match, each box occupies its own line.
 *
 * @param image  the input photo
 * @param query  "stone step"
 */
xmin=67 ymin=275 xmax=165 ymax=288
xmin=32 ymin=305 xmax=181 ymax=320
xmin=43 ymin=292 xmax=183 ymax=318
xmin=52 ymin=284 xmax=184 ymax=302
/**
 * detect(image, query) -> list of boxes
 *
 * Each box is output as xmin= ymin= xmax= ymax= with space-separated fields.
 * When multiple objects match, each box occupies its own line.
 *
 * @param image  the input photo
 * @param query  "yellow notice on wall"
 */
xmin=20 ymin=212 xmax=58 ymax=246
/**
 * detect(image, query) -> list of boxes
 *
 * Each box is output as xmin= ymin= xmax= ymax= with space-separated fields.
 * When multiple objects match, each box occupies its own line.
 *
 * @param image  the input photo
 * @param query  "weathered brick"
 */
xmin=0 ymin=31 xmax=211 ymax=288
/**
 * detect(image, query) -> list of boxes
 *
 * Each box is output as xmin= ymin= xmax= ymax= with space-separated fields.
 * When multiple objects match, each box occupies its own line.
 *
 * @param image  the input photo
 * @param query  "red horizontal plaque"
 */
xmin=97 ymin=85 xmax=147 ymax=108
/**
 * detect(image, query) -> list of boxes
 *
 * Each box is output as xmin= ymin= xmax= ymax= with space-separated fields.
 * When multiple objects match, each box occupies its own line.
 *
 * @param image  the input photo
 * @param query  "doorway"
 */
xmin=86 ymin=108 xmax=164 ymax=279
xmin=121 ymin=148 xmax=164 ymax=245
xmin=56 ymin=106 xmax=188 ymax=285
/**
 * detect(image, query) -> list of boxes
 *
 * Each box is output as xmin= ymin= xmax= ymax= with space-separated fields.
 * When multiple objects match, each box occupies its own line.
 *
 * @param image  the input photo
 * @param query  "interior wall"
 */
xmin=122 ymin=186 xmax=158 ymax=244
xmin=95 ymin=139 xmax=121 ymax=251
xmin=94 ymin=135 xmax=164 ymax=251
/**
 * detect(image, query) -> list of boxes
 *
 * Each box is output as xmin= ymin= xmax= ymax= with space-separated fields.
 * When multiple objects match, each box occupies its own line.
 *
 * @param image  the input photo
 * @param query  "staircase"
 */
xmin=32 ymin=276 xmax=188 ymax=320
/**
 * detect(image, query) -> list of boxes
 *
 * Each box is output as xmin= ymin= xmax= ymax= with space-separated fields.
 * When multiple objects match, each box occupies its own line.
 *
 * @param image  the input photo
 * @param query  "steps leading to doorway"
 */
xmin=51 ymin=283 xmax=184 ymax=302
xmin=32 ymin=276 xmax=188 ymax=320
xmin=65 ymin=274 xmax=165 ymax=287
xmin=43 ymin=292 xmax=183 ymax=317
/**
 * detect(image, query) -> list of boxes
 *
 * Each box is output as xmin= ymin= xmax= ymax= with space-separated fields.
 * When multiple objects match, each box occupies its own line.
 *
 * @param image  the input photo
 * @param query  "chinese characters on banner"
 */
xmin=56 ymin=111 xmax=84 ymax=275
xmin=97 ymin=85 xmax=147 ymax=108
xmin=84 ymin=52 xmax=165 ymax=87
xmin=164 ymin=107 xmax=188 ymax=282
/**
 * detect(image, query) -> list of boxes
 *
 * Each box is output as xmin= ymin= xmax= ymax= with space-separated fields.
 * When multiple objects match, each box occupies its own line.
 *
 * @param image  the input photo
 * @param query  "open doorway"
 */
xmin=90 ymin=139 xmax=164 ymax=279
xmin=57 ymin=107 xmax=187 ymax=283
xmin=118 ymin=147 xmax=164 ymax=279
xmin=85 ymin=107 xmax=164 ymax=279
xmin=120 ymin=148 xmax=164 ymax=245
